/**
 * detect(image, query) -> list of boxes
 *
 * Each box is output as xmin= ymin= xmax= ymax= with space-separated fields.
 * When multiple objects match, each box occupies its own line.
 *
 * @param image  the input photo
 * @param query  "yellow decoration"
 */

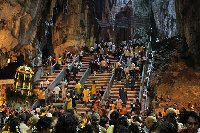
xmin=22 ymin=82 xmax=25 ymax=89
xmin=14 ymin=65 xmax=34 ymax=96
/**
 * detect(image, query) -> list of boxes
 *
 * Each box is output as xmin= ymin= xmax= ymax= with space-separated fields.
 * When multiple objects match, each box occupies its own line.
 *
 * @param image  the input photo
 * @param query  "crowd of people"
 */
xmin=1 ymin=39 xmax=200 ymax=133
xmin=1 ymin=104 xmax=200 ymax=133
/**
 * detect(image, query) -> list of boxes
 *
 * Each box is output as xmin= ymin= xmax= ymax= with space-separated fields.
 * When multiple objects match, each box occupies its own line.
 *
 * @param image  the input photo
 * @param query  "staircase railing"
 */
xmin=144 ymin=44 xmax=154 ymax=111
xmin=80 ymin=67 xmax=91 ymax=86
xmin=139 ymin=42 xmax=151 ymax=113
xmin=102 ymin=72 xmax=115 ymax=101
xmin=45 ymin=68 xmax=65 ymax=103
xmin=32 ymin=56 xmax=79 ymax=108
xmin=69 ymin=56 xmax=79 ymax=72
xmin=102 ymin=55 xmax=123 ymax=101
xmin=139 ymin=64 xmax=146 ymax=105
xmin=45 ymin=56 xmax=79 ymax=103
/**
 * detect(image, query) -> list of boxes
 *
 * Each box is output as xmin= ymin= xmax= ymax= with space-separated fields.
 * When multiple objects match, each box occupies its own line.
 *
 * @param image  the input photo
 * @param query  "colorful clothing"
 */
xmin=83 ymin=89 xmax=90 ymax=103
xmin=66 ymin=98 xmax=72 ymax=109
xmin=75 ymin=83 xmax=82 ymax=94
xmin=91 ymin=84 xmax=97 ymax=95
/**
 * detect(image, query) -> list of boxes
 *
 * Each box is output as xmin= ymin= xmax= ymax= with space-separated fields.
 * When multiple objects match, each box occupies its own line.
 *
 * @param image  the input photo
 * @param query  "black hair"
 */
xmin=118 ymin=116 xmax=129 ymax=127
xmin=110 ymin=111 xmax=120 ymax=125
xmin=18 ymin=113 xmax=26 ymax=122
xmin=156 ymin=120 xmax=177 ymax=133
xmin=55 ymin=112 xmax=79 ymax=133
xmin=179 ymin=110 xmax=200 ymax=125
xmin=129 ymin=122 xmax=140 ymax=133
xmin=8 ymin=117 xmax=20 ymax=133
xmin=36 ymin=116 xmax=52 ymax=132
xmin=81 ymin=124 xmax=94 ymax=133
xmin=99 ymin=116 xmax=109 ymax=128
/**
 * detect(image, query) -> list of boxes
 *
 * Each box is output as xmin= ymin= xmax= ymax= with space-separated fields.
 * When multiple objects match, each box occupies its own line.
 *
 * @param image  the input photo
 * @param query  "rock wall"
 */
xmin=0 ymin=0 xmax=49 ymax=69
xmin=52 ymin=0 xmax=97 ymax=58
xmin=0 ymin=0 xmax=48 ymax=51
xmin=151 ymin=0 xmax=200 ymax=68
xmin=152 ymin=0 xmax=177 ymax=38
xmin=0 ymin=0 xmax=98 ymax=66
xmin=175 ymin=0 xmax=200 ymax=68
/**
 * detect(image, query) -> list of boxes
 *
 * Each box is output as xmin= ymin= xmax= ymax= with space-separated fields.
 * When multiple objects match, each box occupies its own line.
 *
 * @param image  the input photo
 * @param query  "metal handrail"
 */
xmin=45 ymin=56 xmax=79 ymax=102
xmin=32 ymin=56 xmax=79 ymax=108
xmin=69 ymin=56 xmax=79 ymax=72
xmin=32 ymin=100 xmax=39 ymax=109
xmin=139 ymin=65 xmax=146 ymax=103
xmin=118 ymin=55 xmax=123 ymax=63
xmin=101 ymin=55 xmax=123 ymax=101
xmin=102 ymin=72 xmax=115 ymax=101
xmin=45 ymin=67 xmax=65 ymax=104
xmin=80 ymin=67 xmax=91 ymax=86
xmin=139 ymin=42 xmax=151 ymax=112
xmin=144 ymin=45 xmax=154 ymax=111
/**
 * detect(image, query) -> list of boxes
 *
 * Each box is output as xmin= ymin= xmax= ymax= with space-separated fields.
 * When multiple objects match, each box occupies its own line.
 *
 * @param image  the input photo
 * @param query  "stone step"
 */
xmin=110 ymin=93 xmax=138 ymax=97
xmin=76 ymin=75 xmax=83 ymax=77
xmin=112 ymin=81 xmax=141 ymax=85
xmin=89 ymin=72 xmax=112 ymax=76
xmin=88 ymin=75 xmax=111 ymax=79
xmin=53 ymin=70 xmax=62 ymax=73
xmin=41 ymin=74 xmax=58 ymax=78
xmin=110 ymin=91 xmax=138 ymax=94
xmin=110 ymin=96 xmax=138 ymax=100
xmin=79 ymin=68 xmax=88 ymax=72
xmin=52 ymin=103 xmax=65 ymax=106
xmin=67 ymin=85 xmax=108 ymax=90
xmin=83 ymin=84 xmax=108 ymax=87
xmin=43 ymin=76 xmax=58 ymax=79
xmin=85 ymin=80 xmax=110 ymax=84
xmin=111 ymin=88 xmax=140 ymax=91
xmin=87 ymin=76 xmax=111 ymax=80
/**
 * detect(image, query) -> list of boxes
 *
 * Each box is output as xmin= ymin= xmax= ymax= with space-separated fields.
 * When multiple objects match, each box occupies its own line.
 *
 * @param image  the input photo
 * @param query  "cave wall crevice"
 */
xmin=175 ymin=0 xmax=200 ymax=68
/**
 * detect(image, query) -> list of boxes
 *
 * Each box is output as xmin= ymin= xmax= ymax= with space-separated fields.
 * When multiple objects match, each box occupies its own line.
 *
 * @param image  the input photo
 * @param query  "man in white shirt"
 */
xmin=53 ymin=85 xmax=61 ymax=102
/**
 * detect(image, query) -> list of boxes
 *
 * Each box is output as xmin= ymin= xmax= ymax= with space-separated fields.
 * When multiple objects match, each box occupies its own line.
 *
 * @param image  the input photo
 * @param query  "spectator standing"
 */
xmin=53 ymin=85 xmax=60 ymax=102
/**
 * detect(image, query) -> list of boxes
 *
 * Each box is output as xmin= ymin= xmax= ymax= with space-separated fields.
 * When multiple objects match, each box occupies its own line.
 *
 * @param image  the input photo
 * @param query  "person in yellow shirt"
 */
xmin=75 ymin=80 xmax=82 ymax=100
xmin=82 ymin=87 xmax=90 ymax=106
xmin=57 ymin=56 xmax=62 ymax=65
xmin=91 ymin=80 xmax=97 ymax=99
xmin=111 ymin=101 xmax=115 ymax=111
xmin=80 ymin=113 xmax=88 ymax=129
xmin=66 ymin=94 xmax=72 ymax=110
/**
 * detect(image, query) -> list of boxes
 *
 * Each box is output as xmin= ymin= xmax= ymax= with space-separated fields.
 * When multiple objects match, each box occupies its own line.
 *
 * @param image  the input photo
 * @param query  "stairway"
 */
xmin=33 ymin=64 xmax=68 ymax=100
xmin=49 ymin=55 xmax=91 ymax=106
xmin=109 ymin=77 xmax=141 ymax=112
xmin=67 ymin=55 xmax=90 ymax=92
xmin=76 ymin=55 xmax=117 ymax=114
